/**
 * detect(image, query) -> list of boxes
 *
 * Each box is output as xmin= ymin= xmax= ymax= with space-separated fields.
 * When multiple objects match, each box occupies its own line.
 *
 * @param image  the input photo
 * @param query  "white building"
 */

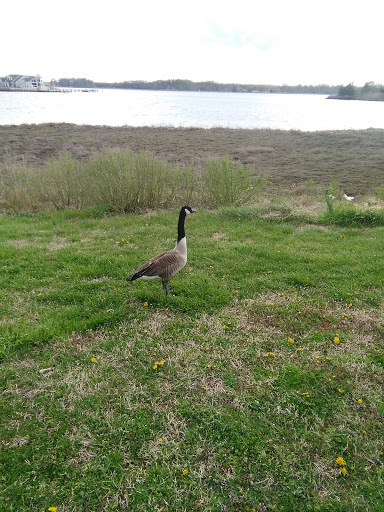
xmin=0 ymin=74 xmax=47 ymax=90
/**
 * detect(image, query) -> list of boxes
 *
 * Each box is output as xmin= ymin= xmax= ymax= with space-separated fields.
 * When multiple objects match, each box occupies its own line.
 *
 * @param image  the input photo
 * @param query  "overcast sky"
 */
xmin=2 ymin=0 xmax=383 ymax=86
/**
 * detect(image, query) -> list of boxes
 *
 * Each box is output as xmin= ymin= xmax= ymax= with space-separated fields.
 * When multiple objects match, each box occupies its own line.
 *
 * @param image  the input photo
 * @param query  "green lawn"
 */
xmin=0 ymin=208 xmax=383 ymax=511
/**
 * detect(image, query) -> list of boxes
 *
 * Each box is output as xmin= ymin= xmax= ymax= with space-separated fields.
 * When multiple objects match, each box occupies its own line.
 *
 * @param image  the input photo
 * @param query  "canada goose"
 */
xmin=127 ymin=206 xmax=196 ymax=295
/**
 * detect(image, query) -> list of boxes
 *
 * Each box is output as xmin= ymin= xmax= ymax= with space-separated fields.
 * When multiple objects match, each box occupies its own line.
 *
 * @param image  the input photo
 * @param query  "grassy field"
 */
xmin=1 ymin=206 xmax=383 ymax=511
xmin=1 ymin=124 xmax=384 ymax=194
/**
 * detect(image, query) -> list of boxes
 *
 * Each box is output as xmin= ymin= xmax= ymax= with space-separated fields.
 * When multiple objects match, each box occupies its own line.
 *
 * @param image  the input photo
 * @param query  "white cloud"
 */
xmin=1 ymin=0 xmax=383 ymax=85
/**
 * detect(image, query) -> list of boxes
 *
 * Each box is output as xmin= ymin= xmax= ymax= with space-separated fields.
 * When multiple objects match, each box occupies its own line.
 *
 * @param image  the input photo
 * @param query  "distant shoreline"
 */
xmin=327 ymin=95 xmax=384 ymax=102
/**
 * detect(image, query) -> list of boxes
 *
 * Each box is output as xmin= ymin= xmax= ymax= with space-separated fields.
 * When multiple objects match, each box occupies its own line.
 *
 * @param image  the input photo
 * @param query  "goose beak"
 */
xmin=191 ymin=208 xmax=197 ymax=213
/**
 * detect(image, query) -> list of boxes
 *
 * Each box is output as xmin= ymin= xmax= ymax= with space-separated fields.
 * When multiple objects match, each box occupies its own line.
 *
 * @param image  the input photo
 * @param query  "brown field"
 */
xmin=1 ymin=123 xmax=384 ymax=194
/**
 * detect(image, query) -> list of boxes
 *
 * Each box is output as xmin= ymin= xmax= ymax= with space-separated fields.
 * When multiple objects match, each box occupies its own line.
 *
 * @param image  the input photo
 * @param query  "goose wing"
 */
xmin=130 ymin=250 xmax=184 ymax=279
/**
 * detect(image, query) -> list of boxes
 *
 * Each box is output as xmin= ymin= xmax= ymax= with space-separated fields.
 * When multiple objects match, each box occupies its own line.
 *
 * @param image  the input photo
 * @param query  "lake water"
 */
xmin=1 ymin=88 xmax=384 ymax=131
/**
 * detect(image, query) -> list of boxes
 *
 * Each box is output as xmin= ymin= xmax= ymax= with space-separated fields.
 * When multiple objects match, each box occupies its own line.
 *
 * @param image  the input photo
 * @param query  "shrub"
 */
xmin=37 ymin=152 xmax=85 ymax=209
xmin=201 ymin=156 xmax=267 ymax=208
xmin=0 ymin=149 xmax=196 ymax=213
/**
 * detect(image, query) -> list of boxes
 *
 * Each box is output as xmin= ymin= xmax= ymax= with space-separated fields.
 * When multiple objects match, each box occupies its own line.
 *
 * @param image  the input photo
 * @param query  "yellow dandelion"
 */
xmin=338 ymin=388 xmax=344 ymax=393
xmin=48 ymin=508 xmax=57 ymax=512
xmin=348 ymin=303 xmax=353 ymax=308
xmin=158 ymin=438 xmax=163 ymax=442
xmin=358 ymin=399 xmax=363 ymax=404
xmin=182 ymin=469 xmax=188 ymax=475
xmin=334 ymin=336 xmax=340 ymax=344
xmin=143 ymin=301 xmax=148 ymax=306
xmin=362 ymin=430 xmax=367 ymax=435
xmin=341 ymin=467 xmax=347 ymax=476
xmin=296 ymin=347 xmax=303 ymax=352
xmin=91 ymin=357 xmax=97 ymax=363
xmin=144 ymin=329 xmax=148 ymax=333
xmin=336 ymin=457 xmax=346 ymax=466
xmin=288 ymin=338 xmax=295 ymax=344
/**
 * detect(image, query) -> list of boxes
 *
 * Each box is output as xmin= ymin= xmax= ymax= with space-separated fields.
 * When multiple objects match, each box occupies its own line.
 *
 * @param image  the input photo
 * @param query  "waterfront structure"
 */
xmin=0 ymin=74 xmax=47 ymax=90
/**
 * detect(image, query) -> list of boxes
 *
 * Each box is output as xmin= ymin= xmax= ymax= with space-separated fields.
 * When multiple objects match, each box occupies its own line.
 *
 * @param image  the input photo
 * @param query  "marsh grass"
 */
xmin=0 ymin=149 xmax=267 ymax=213
xmin=0 ymin=208 xmax=383 ymax=511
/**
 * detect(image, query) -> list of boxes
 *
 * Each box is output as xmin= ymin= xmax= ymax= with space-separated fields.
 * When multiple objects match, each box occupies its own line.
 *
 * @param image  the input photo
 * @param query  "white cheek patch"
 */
xmin=184 ymin=208 xmax=190 ymax=215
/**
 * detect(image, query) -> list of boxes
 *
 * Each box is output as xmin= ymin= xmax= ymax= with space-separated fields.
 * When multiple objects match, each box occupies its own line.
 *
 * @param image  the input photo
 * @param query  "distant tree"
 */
xmin=338 ymin=83 xmax=356 ymax=98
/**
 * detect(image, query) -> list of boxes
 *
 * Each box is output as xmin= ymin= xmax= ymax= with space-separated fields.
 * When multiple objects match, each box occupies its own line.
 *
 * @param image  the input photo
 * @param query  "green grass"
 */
xmin=0 ymin=208 xmax=383 ymax=511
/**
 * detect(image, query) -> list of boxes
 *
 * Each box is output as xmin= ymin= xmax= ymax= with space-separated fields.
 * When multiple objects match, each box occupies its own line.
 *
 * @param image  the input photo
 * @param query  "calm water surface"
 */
xmin=1 ymin=89 xmax=384 ymax=131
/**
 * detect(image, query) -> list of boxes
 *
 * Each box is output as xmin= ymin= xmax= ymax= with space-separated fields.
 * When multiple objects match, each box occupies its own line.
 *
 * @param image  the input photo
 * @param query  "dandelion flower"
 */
xmin=341 ymin=467 xmax=347 ymax=476
xmin=334 ymin=336 xmax=340 ymax=344
xmin=182 ymin=469 xmax=188 ymax=475
xmin=143 ymin=301 xmax=148 ymax=306
xmin=362 ymin=430 xmax=367 ymax=435
xmin=48 ymin=508 xmax=57 ymax=512
xmin=158 ymin=438 xmax=163 ymax=442
xmin=288 ymin=338 xmax=295 ymax=344
xmin=358 ymin=399 xmax=363 ymax=404
xmin=336 ymin=457 xmax=346 ymax=466
xmin=91 ymin=357 xmax=97 ymax=363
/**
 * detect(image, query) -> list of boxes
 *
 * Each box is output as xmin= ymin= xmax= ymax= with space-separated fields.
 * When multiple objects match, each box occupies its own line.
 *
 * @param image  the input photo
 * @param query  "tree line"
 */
xmin=333 ymin=82 xmax=384 ymax=100
xmin=52 ymin=78 xmax=339 ymax=95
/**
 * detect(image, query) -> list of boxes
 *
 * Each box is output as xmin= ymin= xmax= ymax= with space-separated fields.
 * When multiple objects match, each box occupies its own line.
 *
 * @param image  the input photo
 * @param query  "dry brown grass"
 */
xmin=1 ymin=124 xmax=384 ymax=194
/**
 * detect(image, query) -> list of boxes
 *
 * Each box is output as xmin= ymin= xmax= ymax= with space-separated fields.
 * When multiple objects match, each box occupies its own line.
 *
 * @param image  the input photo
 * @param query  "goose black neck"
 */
xmin=177 ymin=208 xmax=187 ymax=242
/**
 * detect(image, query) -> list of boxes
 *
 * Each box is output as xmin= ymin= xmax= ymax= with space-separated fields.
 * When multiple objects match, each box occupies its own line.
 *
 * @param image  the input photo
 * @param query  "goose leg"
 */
xmin=162 ymin=279 xmax=170 ymax=295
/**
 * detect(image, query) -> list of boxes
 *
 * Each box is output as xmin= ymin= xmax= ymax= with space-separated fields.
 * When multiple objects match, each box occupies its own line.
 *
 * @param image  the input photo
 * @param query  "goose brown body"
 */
xmin=127 ymin=206 xmax=195 ymax=295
